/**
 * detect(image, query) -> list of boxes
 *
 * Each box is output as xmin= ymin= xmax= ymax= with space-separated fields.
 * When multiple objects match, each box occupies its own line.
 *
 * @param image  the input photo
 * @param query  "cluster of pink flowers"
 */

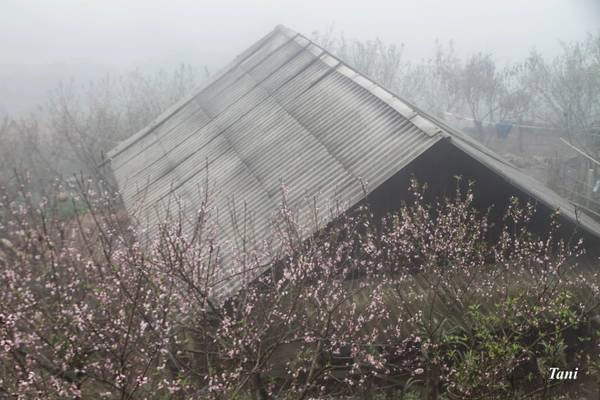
xmin=0 ymin=176 xmax=598 ymax=399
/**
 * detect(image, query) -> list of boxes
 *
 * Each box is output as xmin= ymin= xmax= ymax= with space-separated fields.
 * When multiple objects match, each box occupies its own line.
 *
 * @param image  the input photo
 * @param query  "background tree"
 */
xmin=0 ymin=65 xmax=203 ymax=190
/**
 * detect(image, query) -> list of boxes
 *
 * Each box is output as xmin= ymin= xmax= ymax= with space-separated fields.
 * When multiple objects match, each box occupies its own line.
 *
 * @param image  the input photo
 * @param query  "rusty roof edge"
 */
xmin=105 ymin=26 xmax=285 ymax=162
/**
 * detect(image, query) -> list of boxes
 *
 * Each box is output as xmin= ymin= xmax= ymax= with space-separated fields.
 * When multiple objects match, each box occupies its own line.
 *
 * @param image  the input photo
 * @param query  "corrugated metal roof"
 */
xmin=107 ymin=25 xmax=600 ymax=299
xmin=447 ymin=128 xmax=600 ymax=239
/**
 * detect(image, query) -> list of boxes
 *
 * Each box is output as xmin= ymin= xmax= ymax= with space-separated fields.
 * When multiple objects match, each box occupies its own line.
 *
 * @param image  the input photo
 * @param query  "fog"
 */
xmin=2 ymin=3 xmax=600 ymax=397
xmin=1 ymin=0 xmax=598 ymax=115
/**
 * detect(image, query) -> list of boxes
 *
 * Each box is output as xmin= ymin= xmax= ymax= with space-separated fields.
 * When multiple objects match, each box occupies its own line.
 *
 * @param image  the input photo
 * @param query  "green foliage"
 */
xmin=445 ymin=291 xmax=589 ymax=399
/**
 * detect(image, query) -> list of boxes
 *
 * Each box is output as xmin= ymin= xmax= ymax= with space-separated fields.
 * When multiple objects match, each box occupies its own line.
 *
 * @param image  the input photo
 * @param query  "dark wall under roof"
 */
xmin=364 ymin=138 xmax=600 ymax=255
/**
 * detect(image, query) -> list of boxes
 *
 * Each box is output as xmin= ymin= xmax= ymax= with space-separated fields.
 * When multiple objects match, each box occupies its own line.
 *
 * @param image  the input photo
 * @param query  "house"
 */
xmin=106 ymin=25 xmax=600 ymax=300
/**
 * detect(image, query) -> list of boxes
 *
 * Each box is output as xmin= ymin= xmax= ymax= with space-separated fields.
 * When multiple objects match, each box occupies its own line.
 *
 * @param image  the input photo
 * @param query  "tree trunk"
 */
xmin=425 ymin=364 xmax=440 ymax=400
xmin=251 ymin=372 xmax=269 ymax=400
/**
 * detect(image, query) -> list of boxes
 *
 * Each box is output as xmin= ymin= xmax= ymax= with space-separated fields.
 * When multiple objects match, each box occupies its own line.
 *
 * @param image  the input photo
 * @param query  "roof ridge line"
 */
xmin=104 ymin=25 xmax=285 ymax=162
xmin=275 ymin=25 xmax=442 ymax=138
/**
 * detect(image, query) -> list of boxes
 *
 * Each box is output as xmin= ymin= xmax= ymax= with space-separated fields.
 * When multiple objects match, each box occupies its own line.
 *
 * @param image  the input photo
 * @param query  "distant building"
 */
xmin=106 ymin=25 xmax=600 ymax=299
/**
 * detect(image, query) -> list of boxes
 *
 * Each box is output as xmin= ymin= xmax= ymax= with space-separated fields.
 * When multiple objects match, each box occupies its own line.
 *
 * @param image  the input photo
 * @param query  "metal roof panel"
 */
xmin=108 ymin=25 xmax=600 ymax=300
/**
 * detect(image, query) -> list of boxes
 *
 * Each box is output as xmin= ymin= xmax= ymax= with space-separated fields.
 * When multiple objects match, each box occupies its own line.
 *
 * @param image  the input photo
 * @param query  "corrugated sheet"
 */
xmin=107 ymin=25 xmax=600 ymax=300
xmin=448 ymin=129 xmax=600 ymax=239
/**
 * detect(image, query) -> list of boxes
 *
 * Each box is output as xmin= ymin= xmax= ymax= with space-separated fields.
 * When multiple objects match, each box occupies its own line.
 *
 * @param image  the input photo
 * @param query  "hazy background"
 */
xmin=1 ymin=0 xmax=599 ymax=116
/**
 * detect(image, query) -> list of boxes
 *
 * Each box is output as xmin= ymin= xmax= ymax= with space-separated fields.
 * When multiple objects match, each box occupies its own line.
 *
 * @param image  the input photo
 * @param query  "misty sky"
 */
xmin=1 ymin=0 xmax=599 ymax=115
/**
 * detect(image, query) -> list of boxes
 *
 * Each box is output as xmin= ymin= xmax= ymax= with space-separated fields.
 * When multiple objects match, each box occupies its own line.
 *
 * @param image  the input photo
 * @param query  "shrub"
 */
xmin=0 ymin=176 xmax=598 ymax=399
